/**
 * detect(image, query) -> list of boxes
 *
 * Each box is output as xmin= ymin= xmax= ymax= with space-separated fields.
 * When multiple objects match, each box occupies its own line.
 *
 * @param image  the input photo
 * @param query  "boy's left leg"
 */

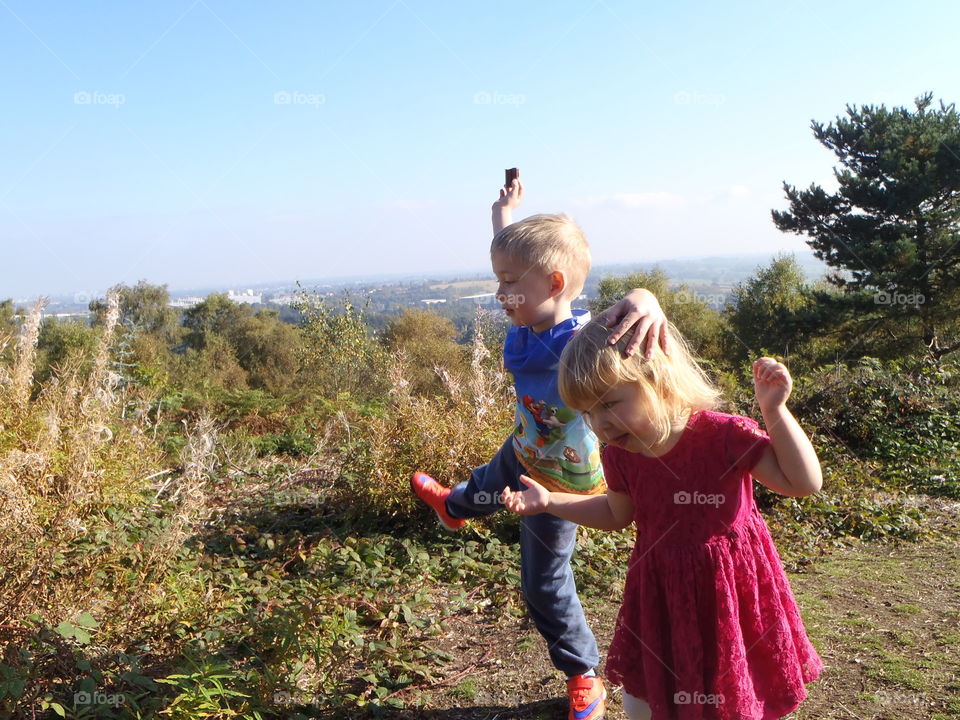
xmin=520 ymin=512 xmax=605 ymax=719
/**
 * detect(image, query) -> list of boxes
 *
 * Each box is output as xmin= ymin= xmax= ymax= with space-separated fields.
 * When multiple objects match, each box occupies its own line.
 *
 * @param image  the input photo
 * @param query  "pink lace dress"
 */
xmin=603 ymin=411 xmax=822 ymax=720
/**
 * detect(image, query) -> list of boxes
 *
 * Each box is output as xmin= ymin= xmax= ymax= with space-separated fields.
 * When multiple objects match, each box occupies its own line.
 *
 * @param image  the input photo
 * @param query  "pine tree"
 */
xmin=773 ymin=93 xmax=960 ymax=359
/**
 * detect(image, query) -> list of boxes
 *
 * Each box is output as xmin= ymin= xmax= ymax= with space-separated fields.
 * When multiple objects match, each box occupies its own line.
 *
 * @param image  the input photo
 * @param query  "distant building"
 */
xmin=227 ymin=289 xmax=262 ymax=305
xmin=421 ymin=298 xmax=447 ymax=305
xmin=46 ymin=312 xmax=89 ymax=320
xmin=169 ymin=296 xmax=204 ymax=309
xmin=270 ymin=294 xmax=303 ymax=305
xmin=458 ymin=292 xmax=497 ymax=306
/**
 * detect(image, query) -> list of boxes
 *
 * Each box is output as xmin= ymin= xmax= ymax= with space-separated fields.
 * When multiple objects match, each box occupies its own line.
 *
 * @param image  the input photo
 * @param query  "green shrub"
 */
xmin=339 ymin=319 xmax=514 ymax=524
xmin=792 ymin=357 xmax=960 ymax=497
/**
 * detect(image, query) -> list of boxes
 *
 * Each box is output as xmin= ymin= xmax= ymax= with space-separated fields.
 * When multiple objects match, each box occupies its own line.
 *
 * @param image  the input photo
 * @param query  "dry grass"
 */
xmin=346 ymin=322 xmax=514 ymax=516
xmin=0 ymin=290 xmax=214 ymax=643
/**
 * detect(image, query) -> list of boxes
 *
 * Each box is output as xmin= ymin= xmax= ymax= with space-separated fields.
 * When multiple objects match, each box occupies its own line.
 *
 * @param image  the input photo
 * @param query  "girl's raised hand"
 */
xmin=501 ymin=474 xmax=550 ymax=515
xmin=753 ymin=357 xmax=793 ymax=411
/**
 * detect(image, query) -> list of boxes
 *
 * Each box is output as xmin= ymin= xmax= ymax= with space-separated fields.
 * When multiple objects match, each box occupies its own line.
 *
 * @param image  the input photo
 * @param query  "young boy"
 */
xmin=412 ymin=177 xmax=665 ymax=720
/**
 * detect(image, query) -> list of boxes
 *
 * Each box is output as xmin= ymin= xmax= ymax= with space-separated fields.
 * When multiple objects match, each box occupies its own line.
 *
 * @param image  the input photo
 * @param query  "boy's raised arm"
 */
xmin=492 ymin=177 xmax=523 ymax=235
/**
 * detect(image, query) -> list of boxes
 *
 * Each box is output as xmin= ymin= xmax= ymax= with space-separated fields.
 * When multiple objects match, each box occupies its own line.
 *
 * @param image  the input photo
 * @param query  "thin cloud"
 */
xmin=382 ymin=199 xmax=439 ymax=211
xmin=574 ymin=192 xmax=687 ymax=209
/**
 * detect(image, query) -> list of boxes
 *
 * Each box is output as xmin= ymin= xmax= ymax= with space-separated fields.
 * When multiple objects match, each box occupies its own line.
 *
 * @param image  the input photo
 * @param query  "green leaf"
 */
xmin=78 ymin=676 xmax=95 ymax=693
xmin=75 ymin=613 xmax=99 ymax=628
xmin=54 ymin=622 xmax=75 ymax=638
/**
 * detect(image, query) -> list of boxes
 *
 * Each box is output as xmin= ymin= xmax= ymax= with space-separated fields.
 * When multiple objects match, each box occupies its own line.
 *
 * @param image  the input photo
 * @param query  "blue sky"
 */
xmin=2 ymin=0 xmax=958 ymax=300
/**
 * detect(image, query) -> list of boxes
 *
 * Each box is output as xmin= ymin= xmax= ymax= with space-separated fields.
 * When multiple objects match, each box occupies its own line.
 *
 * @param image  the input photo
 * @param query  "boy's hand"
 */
xmin=493 ymin=177 xmax=523 ymax=211
xmin=492 ymin=177 xmax=523 ymax=234
xmin=595 ymin=288 xmax=669 ymax=358
xmin=501 ymin=474 xmax=549 ymax=515
xmin=753 ymin=357 xmax=792 ymax=411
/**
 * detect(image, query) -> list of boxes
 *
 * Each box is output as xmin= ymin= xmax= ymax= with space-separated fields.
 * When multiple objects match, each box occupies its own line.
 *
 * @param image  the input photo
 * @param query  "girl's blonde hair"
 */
xmin=558 ymin=320 xmax=721 ymax=445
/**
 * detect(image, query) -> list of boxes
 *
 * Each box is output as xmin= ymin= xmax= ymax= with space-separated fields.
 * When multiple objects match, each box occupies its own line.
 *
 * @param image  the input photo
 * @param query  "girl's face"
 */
xmin=581 ymin=381 xmax=659 ymax=452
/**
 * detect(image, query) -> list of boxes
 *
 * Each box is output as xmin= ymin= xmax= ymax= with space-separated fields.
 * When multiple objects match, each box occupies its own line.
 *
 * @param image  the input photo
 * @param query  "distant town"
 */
xmin=18 ymin=251 xmax=829 ymax=323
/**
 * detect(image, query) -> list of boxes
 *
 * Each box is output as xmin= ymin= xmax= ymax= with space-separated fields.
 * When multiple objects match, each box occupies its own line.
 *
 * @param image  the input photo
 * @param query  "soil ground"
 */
xmin=393 ymin=497 xmax=960 ymax=719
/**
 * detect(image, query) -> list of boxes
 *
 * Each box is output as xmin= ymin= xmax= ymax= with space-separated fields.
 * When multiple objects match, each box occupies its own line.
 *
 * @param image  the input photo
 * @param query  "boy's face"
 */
xmin=491 ymin=251 xmax=561 ymax=332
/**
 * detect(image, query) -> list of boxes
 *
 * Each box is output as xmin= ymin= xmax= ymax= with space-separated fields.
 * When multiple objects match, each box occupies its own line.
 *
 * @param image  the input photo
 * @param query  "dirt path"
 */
xmin=405 ymin=500 xmax=960 ymax=719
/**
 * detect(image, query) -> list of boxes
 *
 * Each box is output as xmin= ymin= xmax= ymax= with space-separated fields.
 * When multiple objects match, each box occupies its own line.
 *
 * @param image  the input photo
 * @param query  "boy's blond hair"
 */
xmin=491 ymin=213 xmax=591 ymax=300
xmin=558 ymin=320 xmax=721 ymax=445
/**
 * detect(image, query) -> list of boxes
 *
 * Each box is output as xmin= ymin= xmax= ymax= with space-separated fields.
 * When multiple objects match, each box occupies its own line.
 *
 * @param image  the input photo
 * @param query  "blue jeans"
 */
xmin=446 ymin=437 xmax=600 ymax=677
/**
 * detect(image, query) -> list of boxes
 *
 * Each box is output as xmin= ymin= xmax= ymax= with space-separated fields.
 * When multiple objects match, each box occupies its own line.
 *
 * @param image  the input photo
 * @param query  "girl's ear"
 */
xmin=549 ymin=271 xmax=567 ymax=298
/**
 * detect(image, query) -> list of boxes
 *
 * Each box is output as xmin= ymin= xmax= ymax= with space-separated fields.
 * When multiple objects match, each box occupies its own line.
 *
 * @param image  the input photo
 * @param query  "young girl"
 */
xmin=502 ymin=321 xmax=823 ymax=720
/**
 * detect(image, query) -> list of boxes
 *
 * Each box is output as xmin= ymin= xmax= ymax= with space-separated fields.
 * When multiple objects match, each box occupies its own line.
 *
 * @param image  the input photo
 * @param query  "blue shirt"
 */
xmin=503 ymin=309 xmax=605 ymax=494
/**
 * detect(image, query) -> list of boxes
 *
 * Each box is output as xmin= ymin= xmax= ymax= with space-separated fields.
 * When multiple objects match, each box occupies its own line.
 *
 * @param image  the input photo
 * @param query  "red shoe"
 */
xmin=411 ymin=472 xmax=465 ymax=531
xmin=566 ymin=674 xmax=606 ymax=720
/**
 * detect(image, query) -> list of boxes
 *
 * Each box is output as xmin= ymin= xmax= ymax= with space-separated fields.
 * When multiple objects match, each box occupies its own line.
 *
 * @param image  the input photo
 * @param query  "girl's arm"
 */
xmin=502 ymin=475 xmax=635 ymax=531
xmin=750 ymin=357 xmax=823 ymax=498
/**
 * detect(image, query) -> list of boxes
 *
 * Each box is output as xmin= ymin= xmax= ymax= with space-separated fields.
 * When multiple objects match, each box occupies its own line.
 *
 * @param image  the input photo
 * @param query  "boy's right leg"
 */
xmin=445 ymin=436 xmax=519 ymax=519
xmin=411 ymin=472 xmax=466 ymax=530
xmin=412 ymin=437 xmax=517 ymax=527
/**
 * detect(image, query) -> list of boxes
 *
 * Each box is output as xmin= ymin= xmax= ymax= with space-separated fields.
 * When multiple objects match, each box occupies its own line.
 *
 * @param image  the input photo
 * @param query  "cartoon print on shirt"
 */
xmin=520 ymin=394 xmax=577 ymax=448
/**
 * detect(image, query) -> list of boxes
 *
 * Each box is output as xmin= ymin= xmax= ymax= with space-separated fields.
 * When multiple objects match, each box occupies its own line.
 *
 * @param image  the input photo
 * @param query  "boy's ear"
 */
xmin=549 ymin=271 xmax=566 ymax=298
